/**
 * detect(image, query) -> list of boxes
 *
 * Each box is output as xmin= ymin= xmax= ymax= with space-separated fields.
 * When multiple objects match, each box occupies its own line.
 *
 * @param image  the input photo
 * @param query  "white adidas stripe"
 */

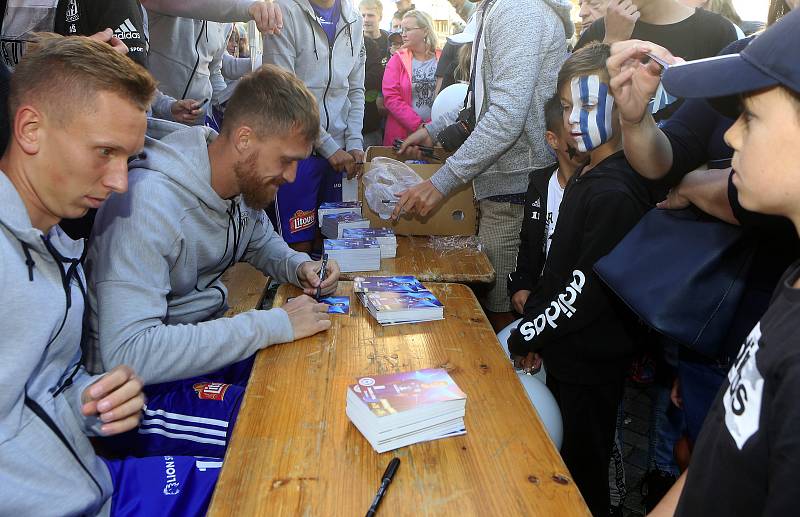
xmin=140 ymin=417 xmax=229 ymax=438
xmin=139 ymin=427 xmax=226 ymax=446
xmin=143 ymin=406 xmax=229 ymax=428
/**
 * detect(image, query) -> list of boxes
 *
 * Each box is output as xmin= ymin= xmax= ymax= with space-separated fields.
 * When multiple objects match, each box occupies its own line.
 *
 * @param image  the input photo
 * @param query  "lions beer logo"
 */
xmin=289 ymin=209 xmax=316 ymax=233
xmin=193 ymin=382 xmax=231 ymax=401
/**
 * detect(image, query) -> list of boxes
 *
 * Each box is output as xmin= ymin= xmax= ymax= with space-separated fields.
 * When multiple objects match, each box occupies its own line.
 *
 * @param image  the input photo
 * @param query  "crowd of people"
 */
xmin=1 ymin=0 xmax=799 ymax=516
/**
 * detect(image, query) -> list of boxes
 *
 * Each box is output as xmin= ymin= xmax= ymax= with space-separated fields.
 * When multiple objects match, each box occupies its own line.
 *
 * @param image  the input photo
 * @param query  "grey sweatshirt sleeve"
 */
xmin=429 ymin=1 xmax=560 ymax=197
xmin=150 ymin=89 xmax=177 ymax=121
xmin=87 ymin=181 xmax=295 ymax=385
xmin=222 ymin=52 xmax=252 ymax=80
xmin=344 ymin=37 xmax=366 ymax=152
xmin=209 ymin=34 xmax=228 ymax=103
xmin=64 ymin=369 xmax=105 ymax=436
xmin=242 ymin=210 xmax=311 ymax=285
xmin=141 ymin=0 xmax=253 ymax=21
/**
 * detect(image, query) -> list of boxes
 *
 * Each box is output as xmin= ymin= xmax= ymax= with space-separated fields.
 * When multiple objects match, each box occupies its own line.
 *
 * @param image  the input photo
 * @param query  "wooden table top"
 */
xmin=208 ymin=282 xmax=588 ymax=517
xmin=222 ymin=262 xmax=270 ymax=315
xmin=339 ymin=235 xmax=496 ymax=284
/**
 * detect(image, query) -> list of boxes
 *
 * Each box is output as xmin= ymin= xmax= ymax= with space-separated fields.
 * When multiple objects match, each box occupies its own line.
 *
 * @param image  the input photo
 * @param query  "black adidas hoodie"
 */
xmin=507 ymin=151 xmax=654 ymax=384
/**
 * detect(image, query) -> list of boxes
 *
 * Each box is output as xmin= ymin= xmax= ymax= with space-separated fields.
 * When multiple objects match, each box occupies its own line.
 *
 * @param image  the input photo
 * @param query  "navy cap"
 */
xmin=662 ymin=7 xmax=800 ymax=117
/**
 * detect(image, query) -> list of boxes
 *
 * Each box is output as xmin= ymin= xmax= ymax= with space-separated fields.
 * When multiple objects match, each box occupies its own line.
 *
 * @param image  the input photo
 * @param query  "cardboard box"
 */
xmin=360 ymin=147 xmax=477 ymax=236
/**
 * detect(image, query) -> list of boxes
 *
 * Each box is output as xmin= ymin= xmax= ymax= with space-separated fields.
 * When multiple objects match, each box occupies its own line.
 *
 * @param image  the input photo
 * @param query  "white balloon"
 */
xmin=431 ymin=83 xmax=469 ymax=125
xmin=496 ymin=318 xmax=546 ymax=383
xmin=516 ymin=374 xmax=563 ymax=449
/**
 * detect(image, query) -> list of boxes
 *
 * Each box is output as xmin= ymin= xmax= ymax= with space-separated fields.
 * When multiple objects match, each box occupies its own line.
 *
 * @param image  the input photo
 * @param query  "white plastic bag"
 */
xmin=362 ymin=157 xmax=423 ymax=219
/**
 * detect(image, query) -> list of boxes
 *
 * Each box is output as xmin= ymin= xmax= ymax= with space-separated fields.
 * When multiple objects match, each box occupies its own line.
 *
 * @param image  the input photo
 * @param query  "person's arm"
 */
xmin=344 ymin=36 xmax=366 ymax=152
xmin=648 ymin=470 xmax=686 ymax=517
xmin=141 ymin=0 xmax=259 ymax=24
xmin=382 ymin=55 xmax=424 ymax=132
xmin=607 ymin=41 xmax=679 ymax=180
xmin=222 ymin=51 xmax=252 ymax=80
xmin=508 ymin=183 xmax=539 ymax=298
xmin=427 ymin=1 xmax=562 ymax=197
xmin=241 ymin=209 xmax=311 ymax=285
xmin=657 ymin=167 xmax=739 ymax=225
xmin=508 ymin=191 xmax=645 ymax=356
xmin=209 ymin=30 xmax=228 ymax=103
xmin=87 ymin=181 xmax=295 ymax=385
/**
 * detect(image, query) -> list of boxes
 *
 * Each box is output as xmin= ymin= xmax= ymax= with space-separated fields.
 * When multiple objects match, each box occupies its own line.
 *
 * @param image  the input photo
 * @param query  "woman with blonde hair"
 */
xmin=382 ymin=9 xmax=441 ymax=146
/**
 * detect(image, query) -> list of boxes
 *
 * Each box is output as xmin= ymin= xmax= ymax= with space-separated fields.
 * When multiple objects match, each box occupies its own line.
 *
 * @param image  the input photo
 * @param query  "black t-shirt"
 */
xmin=53 ymin=0 xmax=148 ymax=68
xmin=435 ymin=40 xmax=464 ymax=92
xmin=576 ymin=8 xmax=737 ymax=119
xmin=676 ymin=261 xmax=800 ymax=516
xmin=576 ymin=8 xmax=737 ymax=60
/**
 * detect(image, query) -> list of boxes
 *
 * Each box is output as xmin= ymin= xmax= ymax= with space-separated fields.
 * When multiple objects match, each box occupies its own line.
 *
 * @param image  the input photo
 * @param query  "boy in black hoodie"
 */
xmin=507 ymin=43 xmax=653 ymax=516
xmin=508 ymin=94 xmax=588 ymax=317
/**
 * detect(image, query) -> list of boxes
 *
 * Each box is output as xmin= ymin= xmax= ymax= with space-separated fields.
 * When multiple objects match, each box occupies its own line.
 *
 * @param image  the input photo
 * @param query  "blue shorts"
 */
xmin=271 ymin=155 xmax=341 ymax=244
xmin=103 ymin=455 xmax=220 ymax=517
xmin=99 ymin=357 xmax=254 ymax=458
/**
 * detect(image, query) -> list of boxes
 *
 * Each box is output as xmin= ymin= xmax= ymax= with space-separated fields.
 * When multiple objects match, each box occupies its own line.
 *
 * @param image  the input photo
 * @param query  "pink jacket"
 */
xmin=382 ymin=48 xmax=441 ymax=146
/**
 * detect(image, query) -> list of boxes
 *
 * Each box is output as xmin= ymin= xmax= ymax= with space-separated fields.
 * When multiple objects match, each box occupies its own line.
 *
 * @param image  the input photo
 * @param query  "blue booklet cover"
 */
xmin=342 ymin=228 xmax=395 ymax=239
xmin=319 ymin=201 xmax=361 ymax=209
xmin=320 ymin=296 xmax=350 ymax=314
xmin=354 ymin=275 xmax=427 ymax=293
xmin=325 ymin=238 xmax=380 ymax=251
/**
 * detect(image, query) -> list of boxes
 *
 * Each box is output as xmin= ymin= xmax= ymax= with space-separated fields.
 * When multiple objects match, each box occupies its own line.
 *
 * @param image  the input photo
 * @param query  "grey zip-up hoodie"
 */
xmin=0 ymin=172 xmax=113 ymax=516
xmin=146 ymin=10 xmax=231 ymax=123
xmin=426 ymin=0 xmax=574 ymax=201
xmin=85 ymin=118 xmax=310 ymax=385
xmin=264 ymin=0 xmax=366 ymax=158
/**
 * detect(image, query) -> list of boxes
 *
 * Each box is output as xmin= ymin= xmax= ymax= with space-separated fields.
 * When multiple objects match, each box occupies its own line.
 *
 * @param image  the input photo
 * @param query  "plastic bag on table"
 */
xmin=362 ymin=157 xmax=423 ymax=219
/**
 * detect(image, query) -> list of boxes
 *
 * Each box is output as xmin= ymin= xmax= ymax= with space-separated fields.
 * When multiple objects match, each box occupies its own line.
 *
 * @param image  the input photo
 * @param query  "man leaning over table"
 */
xmin=85 ymin=65 xmax=339 ymax=460
xmin=395 ymin=0 xmax=574 ymax=332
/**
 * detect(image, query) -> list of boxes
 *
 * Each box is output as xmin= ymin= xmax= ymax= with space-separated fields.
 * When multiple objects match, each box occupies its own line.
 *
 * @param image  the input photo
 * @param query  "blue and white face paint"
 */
xmin=568 ymin=75 xmax=615 ymax=153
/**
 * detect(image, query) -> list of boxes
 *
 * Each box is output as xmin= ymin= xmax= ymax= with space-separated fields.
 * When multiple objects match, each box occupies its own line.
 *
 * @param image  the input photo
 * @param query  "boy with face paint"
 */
xmin=508 ymin=94 xmax=588 ymax=317
xmin=507 ymin=43 xmax=654 ymax=517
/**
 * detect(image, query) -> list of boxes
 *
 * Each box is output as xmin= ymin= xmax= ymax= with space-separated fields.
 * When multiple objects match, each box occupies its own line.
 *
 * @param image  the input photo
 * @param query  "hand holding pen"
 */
xmin=299 ymin=255 xmax=340 ymax=298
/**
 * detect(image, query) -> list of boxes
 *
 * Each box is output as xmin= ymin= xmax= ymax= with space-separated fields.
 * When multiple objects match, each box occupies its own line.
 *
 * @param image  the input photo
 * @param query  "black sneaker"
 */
xmin=640 ymin=469 xmax=677 ymax=513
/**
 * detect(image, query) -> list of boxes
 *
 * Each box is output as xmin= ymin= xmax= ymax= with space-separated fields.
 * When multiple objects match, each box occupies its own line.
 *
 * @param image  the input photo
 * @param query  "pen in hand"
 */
xmin=315 ymin=253 xmax=328 ymax=301
xmin=365 ymin=457 xmax=400 ymax=517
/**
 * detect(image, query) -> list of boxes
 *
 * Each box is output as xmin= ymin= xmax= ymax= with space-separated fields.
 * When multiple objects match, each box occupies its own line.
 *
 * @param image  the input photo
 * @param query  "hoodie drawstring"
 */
xmin=304 ymin=11 xmax=320 ymax=60
xmin=198 ymin=200 xmax=246 ymax=311
xmin=20 ymin=241 xmax=35 ymax=281
xmin=41 ymin=235 xmax=88 ymax=348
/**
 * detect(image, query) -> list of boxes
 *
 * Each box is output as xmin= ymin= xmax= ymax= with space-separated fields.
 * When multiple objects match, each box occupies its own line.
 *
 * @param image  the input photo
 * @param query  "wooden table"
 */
xmin=339 ymin=235 xmax=496 ymax=284
xmin=209 ymin=282 xmax=588 ymax=516
xmin=222 ymin=262 xmax=270 ymax=315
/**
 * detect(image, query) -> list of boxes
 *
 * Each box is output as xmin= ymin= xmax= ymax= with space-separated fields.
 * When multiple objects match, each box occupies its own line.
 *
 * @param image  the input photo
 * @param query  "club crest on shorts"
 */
xmin=193 ymin=382 xmax=231 ymax=401
xmin=289 ymin=209 xmax=316 ymax=233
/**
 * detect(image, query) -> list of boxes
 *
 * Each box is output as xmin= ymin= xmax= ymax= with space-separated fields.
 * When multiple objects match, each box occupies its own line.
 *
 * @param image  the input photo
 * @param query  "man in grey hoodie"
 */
xmin=263 ymin=0 xmax=366 ymax=253
xmin=86 ymin=65 xmax=338 ymax=458
xmin=0 ymin=34 xmax=220 ymax=516
xmin=395 ymin=0 xmax=574 ymax=331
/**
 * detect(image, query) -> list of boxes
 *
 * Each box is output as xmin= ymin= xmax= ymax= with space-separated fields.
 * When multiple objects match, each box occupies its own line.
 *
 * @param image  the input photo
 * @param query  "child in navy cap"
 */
xmin=648 ymin=8 xmax=800 ymax=516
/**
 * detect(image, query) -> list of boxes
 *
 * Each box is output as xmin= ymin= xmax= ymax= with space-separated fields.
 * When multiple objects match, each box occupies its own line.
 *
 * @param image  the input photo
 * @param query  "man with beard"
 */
xmin=84 ymin=64 xmax=339 ymax=459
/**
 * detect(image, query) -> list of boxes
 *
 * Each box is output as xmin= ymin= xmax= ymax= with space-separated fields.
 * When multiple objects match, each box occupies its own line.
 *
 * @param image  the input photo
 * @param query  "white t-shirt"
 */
xmin=545 ymin=169 xmax=565 ymax=257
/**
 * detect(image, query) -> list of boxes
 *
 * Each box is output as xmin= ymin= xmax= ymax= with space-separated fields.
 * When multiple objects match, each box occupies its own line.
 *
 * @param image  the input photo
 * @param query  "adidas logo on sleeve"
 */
xmin=114 ymin=18 xmax=141 ymax=40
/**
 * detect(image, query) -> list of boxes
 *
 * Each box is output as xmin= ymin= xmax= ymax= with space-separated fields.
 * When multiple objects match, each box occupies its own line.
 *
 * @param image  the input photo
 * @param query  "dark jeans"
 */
xmin=547 ymin=374 xmax=625 ymax=516
xmin=678 ymin=359 xmax=727 ymax=445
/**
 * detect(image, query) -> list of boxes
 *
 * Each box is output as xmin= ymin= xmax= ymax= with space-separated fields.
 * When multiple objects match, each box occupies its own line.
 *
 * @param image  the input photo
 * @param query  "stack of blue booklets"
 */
xmin=317 ymin=201 xmax=361 ymax=227
xmin=354 ymin=276 xmax=444 ymax=325
xmin=321 ymin=212 xmax=370 ymax=239
xmin=342 ymin=228 xmax=397 ymax=258
xmin=324 ymin=239 xmax=381 ymax=273
xmin=346 ymin=368 xmax=467 ymax=453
